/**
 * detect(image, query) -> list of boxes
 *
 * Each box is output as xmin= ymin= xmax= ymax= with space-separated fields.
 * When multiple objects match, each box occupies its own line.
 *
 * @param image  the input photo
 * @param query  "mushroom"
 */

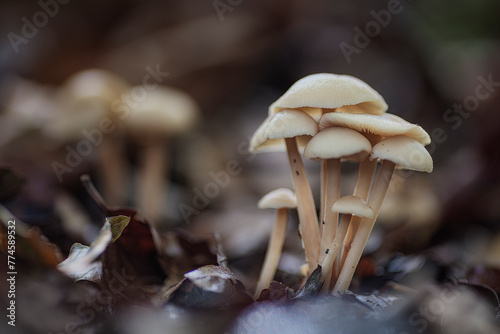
xmin=318 ymin=112 xmax=431 ymax=275
xmin=333 ymin=135 xmax=433 ymax=292
xmin=268 ymin=73 xmax=387 ymax=250
xmin=249 ymin=109 xmax=320 ymax=271
xmin=303 ymin=127 xmax=372 ymax=263
xmin=254 ymin=188 xmax=297 ymax=299
xmin=268 ymin=73 xmax=388 ymax=121
xmin=124 ymin=86 xmax=200 ymax=224
xmin=320 ymin=196 xmax=374 ymax=291
xmin=49 ymin=69 xmax=130 ymax=205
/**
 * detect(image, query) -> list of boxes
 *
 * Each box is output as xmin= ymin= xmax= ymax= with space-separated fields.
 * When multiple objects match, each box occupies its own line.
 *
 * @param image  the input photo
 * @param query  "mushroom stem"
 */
xmin=319 ymin=158 xmax=341 ymax=261
xmin=137 ymin=139 xmax=169 ymax=224
xmin=320 ymin=160 xmax=327 ymax=236
xmin=285 ymin=137 xmax=320 ymax=271
xmin=354 ymin=158 xmax=378 ymax=200
xmin=254 ymin=207 xmax=289 ymax=299
xmin=333 ymin=160 xmax=395 ymax=292
xmin=99 ymin=135 xmax=128 ymax=206
xmin=338 ymin=159 xmax=377 ymax=274
xmin=320 ymin=212 xmax=351 ymax=289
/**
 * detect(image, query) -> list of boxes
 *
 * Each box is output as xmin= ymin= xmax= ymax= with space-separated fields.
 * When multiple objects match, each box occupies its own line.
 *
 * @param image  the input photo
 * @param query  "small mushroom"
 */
xmin=334 ymin=135 xmax=433 ymax=292
xmin=249 ymin=109 xmax=320 ymax=271
xmin=303 ymin=127 xmax=371 ymax=261
xmin=269 ymin=73 xmax=388 ymax=121
xmin=125 ymin=86 xmax=200 ymax=224
xmin=254 ymin=188 xmax=297 ymax=299
xmin=49 ymin=69 xmax=130 ymax=205
xmin=319 ymin=196 xmax=373 ymax=291
xmin=51 ymin=69 xmax=130 ymax=140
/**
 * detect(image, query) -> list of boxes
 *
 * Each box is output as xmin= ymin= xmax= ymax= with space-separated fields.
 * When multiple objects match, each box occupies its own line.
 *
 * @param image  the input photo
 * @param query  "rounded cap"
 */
xmin=370 ymin=135 xmax=433 ymax=172
xmin=61 ymin=69 xmax=129 ymax=106
xmin=249 ymin=110 xmax=318 ymax=153
xmin=269 ymin=73 xmax=388 ymax=117
xmin=249 ymin=114 xmax=277 ymax=153
xmin=331 ymin=196 xmax=374 ymax=219
xmin=258 ymin=188 xmax=297 ymax=209
xmin=50 ymin=69 xmax=130 ymax=140
xmin=125 ymin=86 xmax=200 ymax=134
xmin=319 ymin=112 xmax=431 ymax=146
xmin=303 ymin=127 xmax=372 ymax=162
xmin=265 ymin=109 xmax=319 ymax=139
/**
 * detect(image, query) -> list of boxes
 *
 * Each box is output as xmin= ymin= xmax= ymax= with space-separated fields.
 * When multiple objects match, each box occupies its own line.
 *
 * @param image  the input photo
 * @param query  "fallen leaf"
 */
xmin=57 ymin=215 xmax=130 ymax=281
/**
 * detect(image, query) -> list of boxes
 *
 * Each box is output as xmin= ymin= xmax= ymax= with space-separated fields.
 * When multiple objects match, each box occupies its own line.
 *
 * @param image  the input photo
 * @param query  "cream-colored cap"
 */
xmin=303 ymin=127 xmax=372 ymax=162
xmin=249 ymin=110 xmax=318 ymax=153
xmin=258 ymin=188 xmax=298 ymax=209
xmin=61 ymin=69 xmax=129 ymax=106
xmin=319 ymin=112 xmax=431 ymax=146
xmin=269 ymin=73 xmax=388 ymax=117
xmin=50 ymin=69 xmax=130 ymax=140
xmin=370 ymin=135 xmax=433 ymax=172
xmin=331 ymin=196 xmax=374 ymax=219
xmin=125 ymin=86 xmax=199 ymax=134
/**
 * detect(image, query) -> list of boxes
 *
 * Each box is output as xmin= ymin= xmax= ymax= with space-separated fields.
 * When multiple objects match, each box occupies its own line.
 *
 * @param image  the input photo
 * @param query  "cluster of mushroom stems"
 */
xmin=250 ymin=73 xmax=433 ymax=298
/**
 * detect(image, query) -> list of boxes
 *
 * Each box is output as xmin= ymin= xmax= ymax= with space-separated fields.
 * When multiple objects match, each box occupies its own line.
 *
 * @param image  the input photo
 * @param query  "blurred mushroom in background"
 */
xmin=377 ymin=174 xmax=441 ymax=252
xmin=46 ymin=69 xmax=130 ymax=205
xmin=124 ymin=86 xmax=200 ymax=226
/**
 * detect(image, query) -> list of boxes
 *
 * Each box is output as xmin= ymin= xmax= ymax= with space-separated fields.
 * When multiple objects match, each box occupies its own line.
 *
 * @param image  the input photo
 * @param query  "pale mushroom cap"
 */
xmin=125 ymin=86 xmax=200 ymax=134
xmin=249 ymin=135 xmax=312 ymax=154
xmin=249 ymin=114 xmax=275 ymax=152
xmin=269 ymin=73 xmax=388 ymax=116
xmin=319 ymin=112 xmax=431 ymax=146
xmin=249 ymin=110 xmax=318 ymax=153
xmin=331 ymin=196 xmax=374 ymax=219
xmin=51 ymin=69 xmax=130 ymax=140
xmin=370 ymin=135 xmax=433 ymax=173
xmin=258 ymin=188 xmax=298 ymax=209
xmin=265 ymin=109 xmax=319 ymax=140
xmin=303 ymin=127 xmax=372 ymax=162
xmin=61 ymin=69 xmax=129 ymax=107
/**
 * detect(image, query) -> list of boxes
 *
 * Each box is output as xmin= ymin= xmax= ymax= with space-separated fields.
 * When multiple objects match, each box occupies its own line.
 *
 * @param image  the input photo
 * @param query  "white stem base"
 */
xmin=254 ymin=208 xmax=288 ymax=299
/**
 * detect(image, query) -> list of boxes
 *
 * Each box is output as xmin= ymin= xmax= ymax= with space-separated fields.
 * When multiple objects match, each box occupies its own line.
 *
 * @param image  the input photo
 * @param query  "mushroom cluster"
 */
xmin=249 ymin=73 xmax=433 ymax=295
